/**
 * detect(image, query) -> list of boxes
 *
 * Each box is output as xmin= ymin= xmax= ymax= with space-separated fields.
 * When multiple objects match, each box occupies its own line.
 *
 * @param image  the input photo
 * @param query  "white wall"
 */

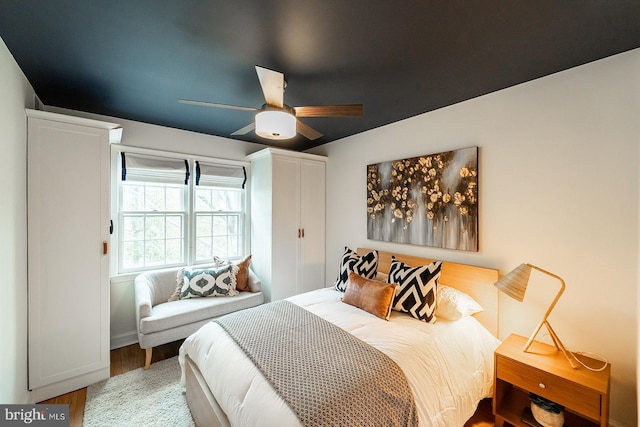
xmin=48 ymin=106 xmax=268 ymax=348
xmin=311 ymin=49 xmax=640 ymax=426
xmin=0 ymin=38 xmax=36 ymax=403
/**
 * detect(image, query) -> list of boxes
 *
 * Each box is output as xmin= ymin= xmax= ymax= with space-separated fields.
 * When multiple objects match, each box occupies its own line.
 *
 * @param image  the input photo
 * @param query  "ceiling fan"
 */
xmin=179 ymin=66 xmax=363 ymax=141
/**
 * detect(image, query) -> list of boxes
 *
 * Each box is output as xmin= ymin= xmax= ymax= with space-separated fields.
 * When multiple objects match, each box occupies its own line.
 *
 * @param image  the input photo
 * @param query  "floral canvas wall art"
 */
xmin=367 ymin=146 xmax=478 ymax=251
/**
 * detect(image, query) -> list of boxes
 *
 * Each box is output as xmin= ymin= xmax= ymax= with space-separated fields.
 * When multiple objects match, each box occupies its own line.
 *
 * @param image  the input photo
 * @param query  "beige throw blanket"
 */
xmin=214 ymin=300 xmax=418 ymax=427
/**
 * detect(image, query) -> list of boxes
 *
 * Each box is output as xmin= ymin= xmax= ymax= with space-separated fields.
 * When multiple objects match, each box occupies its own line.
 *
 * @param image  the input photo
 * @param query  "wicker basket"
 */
xmin=531 ymin=401 xmax=565 ymax=427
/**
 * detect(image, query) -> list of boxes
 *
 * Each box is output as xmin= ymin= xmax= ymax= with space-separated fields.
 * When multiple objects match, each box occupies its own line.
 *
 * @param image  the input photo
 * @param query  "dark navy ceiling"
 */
xmin=2 ymin=1 xmax=639 ymax=151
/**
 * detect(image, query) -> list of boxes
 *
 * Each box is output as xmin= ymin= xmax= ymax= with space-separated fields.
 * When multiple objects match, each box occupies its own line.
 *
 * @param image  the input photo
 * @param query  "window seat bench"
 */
xmin=134 ymin=266 xmax=264 ymax=369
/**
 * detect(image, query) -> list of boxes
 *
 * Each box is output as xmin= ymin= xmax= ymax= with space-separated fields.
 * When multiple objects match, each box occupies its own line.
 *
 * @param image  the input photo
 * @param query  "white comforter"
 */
xmin=180 ymin=287 xmax=500 ymax=427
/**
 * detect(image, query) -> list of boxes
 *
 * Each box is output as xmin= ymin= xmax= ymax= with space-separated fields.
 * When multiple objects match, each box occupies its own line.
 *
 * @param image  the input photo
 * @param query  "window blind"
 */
xmin=121 ymin=152 xmax=190 ymax=184
xmin=195 ymin=161 xmax=246 ymax=189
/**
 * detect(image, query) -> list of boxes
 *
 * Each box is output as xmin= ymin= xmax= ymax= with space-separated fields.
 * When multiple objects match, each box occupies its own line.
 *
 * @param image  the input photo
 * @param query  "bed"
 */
xmin=179 ymin=248 xmax=501 ymax=427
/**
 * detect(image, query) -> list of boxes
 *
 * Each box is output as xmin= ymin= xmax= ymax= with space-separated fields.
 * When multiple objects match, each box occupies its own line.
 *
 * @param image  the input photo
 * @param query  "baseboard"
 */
xmin=110 ymin=331 xmax=139 ymax=350
xmin=29 ymin=367 xmax=110 ymax=403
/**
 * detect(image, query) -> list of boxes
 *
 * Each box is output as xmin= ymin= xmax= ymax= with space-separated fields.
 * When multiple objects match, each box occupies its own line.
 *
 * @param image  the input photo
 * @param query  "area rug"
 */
xmin=84 ymin=356 xmax=195 ymax=427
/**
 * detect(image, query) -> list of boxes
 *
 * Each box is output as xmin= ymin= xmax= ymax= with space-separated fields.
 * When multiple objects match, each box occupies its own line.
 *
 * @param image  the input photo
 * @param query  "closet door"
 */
xmin=27 ymin=111 xmax=118 ymax=395
xmin=298 ymin=159 xmax=325 ymax=294
xmin=270 ymin=154 xmax=301 ymax=301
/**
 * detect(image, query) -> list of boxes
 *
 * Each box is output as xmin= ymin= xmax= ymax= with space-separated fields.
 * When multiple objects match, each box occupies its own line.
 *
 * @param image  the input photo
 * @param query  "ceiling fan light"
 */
xmin=255 ymin=110 xmax=296 ymax=140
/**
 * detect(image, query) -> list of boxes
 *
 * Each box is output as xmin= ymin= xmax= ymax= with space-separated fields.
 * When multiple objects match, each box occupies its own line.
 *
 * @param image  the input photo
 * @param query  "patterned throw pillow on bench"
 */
xmin=178 ymin=264 xmax=239 ymax=299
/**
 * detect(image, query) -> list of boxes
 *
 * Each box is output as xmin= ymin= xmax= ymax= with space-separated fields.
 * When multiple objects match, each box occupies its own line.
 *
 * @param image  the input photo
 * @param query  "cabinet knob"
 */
xmin=538 ymin=383 xmax=546 ymax=389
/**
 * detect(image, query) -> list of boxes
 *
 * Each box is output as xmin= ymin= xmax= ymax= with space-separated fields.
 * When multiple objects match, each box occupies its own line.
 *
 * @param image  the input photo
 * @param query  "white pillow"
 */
xmin=436 ymin=285 xmax=483 ymax=320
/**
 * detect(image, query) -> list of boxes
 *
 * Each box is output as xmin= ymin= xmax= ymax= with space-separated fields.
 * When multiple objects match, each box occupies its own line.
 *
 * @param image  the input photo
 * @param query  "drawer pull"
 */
xmin=538 ymin=383 xmax=546 ymax=389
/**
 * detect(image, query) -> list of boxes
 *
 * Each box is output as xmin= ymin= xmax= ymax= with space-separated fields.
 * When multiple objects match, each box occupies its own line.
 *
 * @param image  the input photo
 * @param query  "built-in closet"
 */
xmin=26 ymin=109 xmax=121 ymax=401
xmin=248 ymin=148 xmax=326 ymax=301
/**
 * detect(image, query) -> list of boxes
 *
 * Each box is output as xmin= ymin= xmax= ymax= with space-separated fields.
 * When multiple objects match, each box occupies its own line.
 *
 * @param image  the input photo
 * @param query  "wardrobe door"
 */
xmin=27 ymin=111 xmax=117 ymax=396
xmin=270 ymin=154 xmax=301 ymax=301
xmin=298 ymin=159 xmax=325 ymax=294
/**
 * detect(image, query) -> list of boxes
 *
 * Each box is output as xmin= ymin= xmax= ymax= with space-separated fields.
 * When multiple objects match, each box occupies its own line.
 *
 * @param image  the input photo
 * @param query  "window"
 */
xmin=194 ymin=187 xmax=242 ymax=263
xmin=116 ymin=152 xmax=246 ymax=274
xmin=120 ymin=181 xmax=186 ymax=270
xmin=192 ymin=161 xmax=246 ymax=263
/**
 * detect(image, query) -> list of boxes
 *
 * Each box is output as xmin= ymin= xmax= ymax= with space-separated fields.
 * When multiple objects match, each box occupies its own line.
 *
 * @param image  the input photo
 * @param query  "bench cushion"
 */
xmin=140 ymin=292 xmax=263 ymax=334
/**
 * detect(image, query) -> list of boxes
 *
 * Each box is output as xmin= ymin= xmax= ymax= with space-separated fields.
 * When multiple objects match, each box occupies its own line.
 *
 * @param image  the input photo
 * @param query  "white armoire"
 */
xmin=26 ymin=109 xmax=121 ymax=401
xmin=248 ymin=148 xmax=326 ymax=302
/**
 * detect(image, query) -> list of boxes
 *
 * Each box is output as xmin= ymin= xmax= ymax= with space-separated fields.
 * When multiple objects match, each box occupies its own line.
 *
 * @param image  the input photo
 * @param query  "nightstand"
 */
xmin=493 ymin=334 xmax=610 ymax=427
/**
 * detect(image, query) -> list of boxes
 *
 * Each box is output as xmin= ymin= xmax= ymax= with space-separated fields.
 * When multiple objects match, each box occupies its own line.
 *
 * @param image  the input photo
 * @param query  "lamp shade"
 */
xmin=494 ymin=263 xmax=532 ymax=302
xmin=493 ymin=262 xmax=577 ymax=368
xmin=255 ymin=110 xmax=296 ymax=140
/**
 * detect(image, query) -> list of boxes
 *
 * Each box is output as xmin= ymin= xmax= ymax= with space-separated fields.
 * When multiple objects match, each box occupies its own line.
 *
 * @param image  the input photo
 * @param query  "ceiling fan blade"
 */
xmin=178 ymin=99 xmax=257 ymax=112
xmin=231 ymin=122 xmax=256 ymax=136
xmin=294 ymin=104 xmax=363 ymax=117
xmin=296 ymin=120 xmax=323 ymax=140
xmin=255 ymin=66 xmax=284 ymax=108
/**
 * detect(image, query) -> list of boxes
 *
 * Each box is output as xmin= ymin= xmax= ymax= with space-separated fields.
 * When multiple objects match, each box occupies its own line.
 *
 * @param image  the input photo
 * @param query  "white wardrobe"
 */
xmin=27 ymin=109 xmax=121 ymax=401
xmin=248 ymin=148 xmax=326 ymax=302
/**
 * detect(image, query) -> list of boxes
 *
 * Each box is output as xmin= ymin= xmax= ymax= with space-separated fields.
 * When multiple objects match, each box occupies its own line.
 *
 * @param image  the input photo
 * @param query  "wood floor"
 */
xmin=40 ymin=340 xmax=496 ymax=427
xmin=39 ymin=340 xmax=184 ymax=427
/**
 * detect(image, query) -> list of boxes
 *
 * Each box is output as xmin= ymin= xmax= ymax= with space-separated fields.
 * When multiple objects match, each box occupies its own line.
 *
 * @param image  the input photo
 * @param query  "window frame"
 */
xmin=110 ymin=146 xmax=250 ymax=277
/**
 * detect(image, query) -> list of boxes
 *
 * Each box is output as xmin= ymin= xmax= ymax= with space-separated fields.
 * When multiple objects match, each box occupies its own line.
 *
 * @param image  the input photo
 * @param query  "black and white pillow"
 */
xmin=334 ymin=247 xmax=379 ymax=292
xmin=179 ymin=264 xmax=239 ymax=299
xmin=387 ymin=258 xmax=442 ymax=323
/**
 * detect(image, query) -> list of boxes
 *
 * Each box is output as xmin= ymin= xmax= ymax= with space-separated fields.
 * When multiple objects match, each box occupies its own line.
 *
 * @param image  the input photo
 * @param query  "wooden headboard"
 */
xmin=357 ymin=248 xmax=500 ymax=337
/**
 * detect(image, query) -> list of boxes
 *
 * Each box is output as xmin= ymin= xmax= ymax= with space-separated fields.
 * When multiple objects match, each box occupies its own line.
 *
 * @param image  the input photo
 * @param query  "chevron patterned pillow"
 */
xmin=388 ymin=258 xmax=442 ymax=323
xmin=334 ymin=247 xmax=379 ymax=292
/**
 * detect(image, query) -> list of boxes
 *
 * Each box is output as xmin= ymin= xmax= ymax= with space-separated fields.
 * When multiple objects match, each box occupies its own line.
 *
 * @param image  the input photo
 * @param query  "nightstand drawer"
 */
xmin=497 ymin=355 xmax=601 ymax=421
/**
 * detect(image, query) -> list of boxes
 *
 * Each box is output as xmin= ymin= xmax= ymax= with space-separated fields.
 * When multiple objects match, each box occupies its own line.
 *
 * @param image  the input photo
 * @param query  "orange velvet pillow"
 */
xmin=214 ymin=255 xmax=252 ymax=292
xmin=234 ymin=255 xmax=252 ymax=292
xmin=342 ymin=272 xmax=397 ymax=320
